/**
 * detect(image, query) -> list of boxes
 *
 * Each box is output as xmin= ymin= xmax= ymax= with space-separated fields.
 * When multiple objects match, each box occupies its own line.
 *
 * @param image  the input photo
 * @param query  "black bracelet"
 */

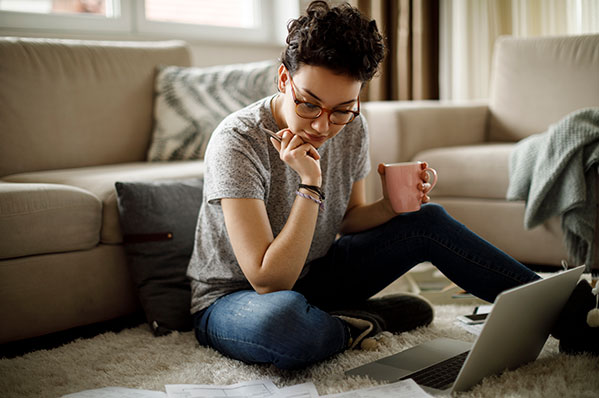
xmin=298 ymin=184 xmax=325 ymax=200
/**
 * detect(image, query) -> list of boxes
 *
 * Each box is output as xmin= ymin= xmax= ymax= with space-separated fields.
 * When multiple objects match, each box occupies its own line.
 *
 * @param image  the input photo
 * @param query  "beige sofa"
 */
xmin=0 ymin=38 xmax=203 ymax=344
xmin=1 ymin=34 xmax=597 ymax=345
xmin=363 ymin=33 xmax=599 ymax=268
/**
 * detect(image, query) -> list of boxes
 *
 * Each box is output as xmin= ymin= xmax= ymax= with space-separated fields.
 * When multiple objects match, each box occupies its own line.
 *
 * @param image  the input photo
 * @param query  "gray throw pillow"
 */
xmin=147 ymin=60 xmax=278 ymax=161
xmin=115 ymin=178 xmax=203 ymax=336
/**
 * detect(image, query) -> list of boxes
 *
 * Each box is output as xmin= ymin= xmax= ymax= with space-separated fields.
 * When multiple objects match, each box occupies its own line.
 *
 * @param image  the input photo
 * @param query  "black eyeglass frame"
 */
xmin=288 ymin=74 xmax=360 ymax=125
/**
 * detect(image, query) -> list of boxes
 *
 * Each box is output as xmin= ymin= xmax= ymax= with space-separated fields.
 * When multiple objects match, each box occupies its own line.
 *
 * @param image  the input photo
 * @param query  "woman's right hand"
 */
xmin=271 ymin=129 xmax=322 ymax=185
xmin=223 ymin=129 xmax=322 ymax=294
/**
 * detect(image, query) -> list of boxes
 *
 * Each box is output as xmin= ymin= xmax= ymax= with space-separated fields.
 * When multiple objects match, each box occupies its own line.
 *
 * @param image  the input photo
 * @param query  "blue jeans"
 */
xmin=193 ymin=203 xmax=540 ymax=369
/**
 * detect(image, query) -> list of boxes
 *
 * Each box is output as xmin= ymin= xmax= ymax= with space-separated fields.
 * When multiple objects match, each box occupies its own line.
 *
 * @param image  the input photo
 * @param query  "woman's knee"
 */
xmin=205 ymin=290 xmax=346 ymax=369
xmin=254 ymin=291 xmax=344 ymax=348
xmin=385 ymin=202 xmax=448 ymax=229
xmin=263 ymin=291 xmax=347 ymax=368
xmin=406 ymin=202 xmax=457 ymax=228
xmin=208 ymin=290 xmax=310 ymax=333
xmin=419 ymin=202 xmax=447 ymax=218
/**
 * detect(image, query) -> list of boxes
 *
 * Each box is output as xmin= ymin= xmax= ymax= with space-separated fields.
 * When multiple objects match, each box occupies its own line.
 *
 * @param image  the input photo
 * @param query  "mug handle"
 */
xmin=421 ymin=168 xmax=438 ymax=193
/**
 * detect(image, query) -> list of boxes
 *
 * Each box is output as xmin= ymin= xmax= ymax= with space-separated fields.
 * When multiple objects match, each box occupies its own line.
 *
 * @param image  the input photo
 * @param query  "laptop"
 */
xmin=345 ymin=265 xmax=585 ymax=394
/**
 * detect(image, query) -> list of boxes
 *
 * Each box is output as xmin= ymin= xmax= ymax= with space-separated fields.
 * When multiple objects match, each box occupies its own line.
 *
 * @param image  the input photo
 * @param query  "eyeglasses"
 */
xmin=288 ymin=74 xmax=360 ymax=125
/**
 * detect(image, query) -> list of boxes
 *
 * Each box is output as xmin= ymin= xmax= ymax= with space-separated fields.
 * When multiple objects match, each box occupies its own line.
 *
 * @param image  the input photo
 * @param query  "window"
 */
xmin=0 ymin=0 xmax=117 ymax=17
xmin=144 ymin=0 xmax=255 ymax=29
xmin=0 ymin=0 xmax=130 ymax=31
xmin=0 ymin=0 xmax=296 ymax=44
xmin=135 ymin=0 xmax=274 ymax=43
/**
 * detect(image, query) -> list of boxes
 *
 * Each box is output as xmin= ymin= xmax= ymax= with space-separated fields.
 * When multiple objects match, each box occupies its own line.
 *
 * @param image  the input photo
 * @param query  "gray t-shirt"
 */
xmin=188 ymin=95 xmax=371 ymax=314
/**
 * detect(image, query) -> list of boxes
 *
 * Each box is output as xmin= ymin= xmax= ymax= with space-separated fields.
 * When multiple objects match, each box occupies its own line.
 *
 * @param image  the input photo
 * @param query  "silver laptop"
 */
xmin=345 ymin=265 xmax=585 ymax=394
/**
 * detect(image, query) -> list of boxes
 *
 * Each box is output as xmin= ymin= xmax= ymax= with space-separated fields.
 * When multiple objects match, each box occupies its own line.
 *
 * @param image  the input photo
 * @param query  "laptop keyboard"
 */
xmin=400 ymin=351 xmax=470 ymax=389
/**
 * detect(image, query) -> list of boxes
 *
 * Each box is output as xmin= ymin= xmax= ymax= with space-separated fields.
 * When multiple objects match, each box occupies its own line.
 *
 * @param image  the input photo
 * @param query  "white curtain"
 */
xmin=440 ymin=0 xmax=599 ymax=101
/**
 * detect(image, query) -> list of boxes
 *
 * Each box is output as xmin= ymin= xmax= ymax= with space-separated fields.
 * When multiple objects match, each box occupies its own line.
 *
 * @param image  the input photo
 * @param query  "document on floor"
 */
xmin=322 ymin=379 xmax=433 ymax=398
xmin=61 ymin=386 xmax=166 ymax=397
xmin=454 ymin=304 xmax=494 ymax=336
xmin=165 ymin=379 xmax=319 ymax=398
xmin=454 ymin=321 xmax=484 ymax=336
xmin=62 ymin=378 xmax=430 ymax=398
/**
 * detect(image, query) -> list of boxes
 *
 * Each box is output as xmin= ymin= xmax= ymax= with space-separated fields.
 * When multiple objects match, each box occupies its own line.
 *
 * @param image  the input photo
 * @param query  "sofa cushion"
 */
xmin=2 ymin=161 xmax=204 ymax=244
xmin=0 ymin=183 xmax=101 ymax=259
xmin=0 ymin=37 xmax=191 ymax=177
xmin=414 ymin=143 xmax=514 ymax=200
xmin=435 ymin=197 xmax=566 ymax=265
xmin=489 ymin=34 xmax=599 ymax=142
xmin=147 ymin=60 xmax=278 ymax=161
xmin=115 ymin=179 xmax=203 ymax=336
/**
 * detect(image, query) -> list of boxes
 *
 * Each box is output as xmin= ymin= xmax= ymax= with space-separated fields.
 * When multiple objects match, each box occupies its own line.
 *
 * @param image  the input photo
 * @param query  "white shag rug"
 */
xmin=2 ymin=304 xmax=598 ymax=398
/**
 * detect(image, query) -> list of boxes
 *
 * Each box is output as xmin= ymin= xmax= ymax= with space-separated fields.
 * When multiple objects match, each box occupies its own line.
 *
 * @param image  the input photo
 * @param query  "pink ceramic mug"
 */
xmin=384 ymin=161 xmax=438 ymax=213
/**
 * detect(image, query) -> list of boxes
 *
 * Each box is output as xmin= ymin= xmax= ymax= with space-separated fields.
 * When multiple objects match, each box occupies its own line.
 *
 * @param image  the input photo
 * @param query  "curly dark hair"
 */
xmin=281 ymin=1 xmax=385 ymax=83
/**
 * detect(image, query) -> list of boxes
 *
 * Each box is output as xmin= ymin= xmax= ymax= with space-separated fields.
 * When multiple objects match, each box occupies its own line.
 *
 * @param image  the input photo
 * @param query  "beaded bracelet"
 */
xmin=295 ymin=190 xmax=325 ymax=210
xmin=298 ymin=183 xmax=325 ymax=200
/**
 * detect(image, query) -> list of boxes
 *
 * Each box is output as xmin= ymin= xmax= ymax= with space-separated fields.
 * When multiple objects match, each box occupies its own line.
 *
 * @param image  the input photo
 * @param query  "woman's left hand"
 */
xmin=377 ymin=162 xmax=432 ymax=212
xmin=418 ymin=162 xmax=432 ymax=204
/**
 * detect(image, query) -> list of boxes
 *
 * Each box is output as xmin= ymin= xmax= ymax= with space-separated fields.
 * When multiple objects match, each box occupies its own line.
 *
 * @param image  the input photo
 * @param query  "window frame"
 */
xmin=0 ymin=0 xmax=294 ymax=44
xmin=0 ymin=0 xmax=133 ymax=32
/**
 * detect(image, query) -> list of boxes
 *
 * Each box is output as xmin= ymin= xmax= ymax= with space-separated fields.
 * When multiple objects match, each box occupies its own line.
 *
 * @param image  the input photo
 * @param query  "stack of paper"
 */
xmin=61 ymin=377 xmax=433 ymax=398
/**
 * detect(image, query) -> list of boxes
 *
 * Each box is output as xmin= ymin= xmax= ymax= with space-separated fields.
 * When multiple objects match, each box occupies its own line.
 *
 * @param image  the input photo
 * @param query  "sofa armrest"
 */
xmin=0 ymin=182 xmax=101 ymax=259
xmin=362 ymin=100 xmax=489 ymax=202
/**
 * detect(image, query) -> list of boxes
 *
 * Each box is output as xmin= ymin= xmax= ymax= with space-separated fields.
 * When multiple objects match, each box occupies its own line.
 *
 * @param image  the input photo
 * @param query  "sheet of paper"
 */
xmin=454 ymin=320 xmax=484 ymax=336
xmin=473 ymin=304 xmax=493 ymax=314
xmin=322 ymin=379 xmax=433 ymax=398
xmin=61 ymin=386 xmax=166 ymax=397
xmin=275 ymin=382 xmax=319 ymax=398
xmin=166 ymin=379 xmax=280 ymax=398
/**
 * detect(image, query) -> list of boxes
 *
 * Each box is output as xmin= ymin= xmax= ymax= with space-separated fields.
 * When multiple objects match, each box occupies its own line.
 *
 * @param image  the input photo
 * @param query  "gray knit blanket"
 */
xmin=507 ymin=107 xmax=599 ymax=269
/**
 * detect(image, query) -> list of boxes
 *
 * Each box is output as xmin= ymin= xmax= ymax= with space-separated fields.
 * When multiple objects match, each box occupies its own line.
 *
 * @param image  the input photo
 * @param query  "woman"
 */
xmin=187 ymin=1 xmax=543 ymax=369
